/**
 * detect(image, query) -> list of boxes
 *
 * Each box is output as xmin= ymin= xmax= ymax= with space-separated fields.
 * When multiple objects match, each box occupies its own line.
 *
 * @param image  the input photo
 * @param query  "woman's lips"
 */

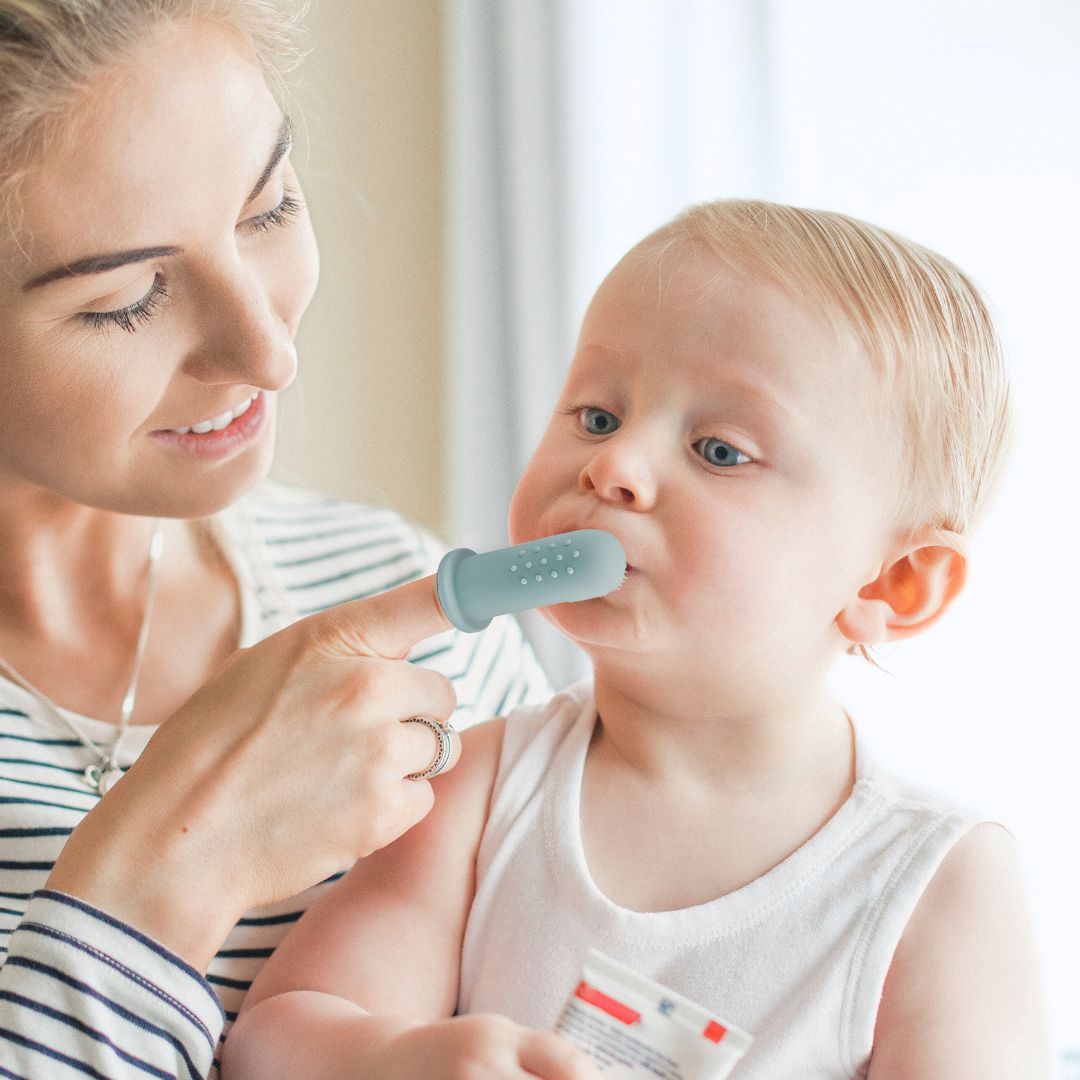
xmin=149 ymin=389 xmax=268 ymax=460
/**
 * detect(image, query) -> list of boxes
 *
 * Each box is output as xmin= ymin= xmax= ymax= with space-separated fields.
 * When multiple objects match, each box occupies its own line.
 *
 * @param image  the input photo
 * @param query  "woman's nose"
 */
xmin=179 ymin=263 xmax=298 ymax=391
xmin=578 ymin=437 xmax=658 ymax=509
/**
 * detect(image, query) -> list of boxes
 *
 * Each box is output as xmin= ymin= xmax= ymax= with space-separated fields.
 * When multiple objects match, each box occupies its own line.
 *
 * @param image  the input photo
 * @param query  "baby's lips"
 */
xmin=545 ymin=523 xmax=636 ymax=570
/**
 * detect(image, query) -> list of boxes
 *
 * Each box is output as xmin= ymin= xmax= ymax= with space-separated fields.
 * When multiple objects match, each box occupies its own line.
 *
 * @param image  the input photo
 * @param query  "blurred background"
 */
xmin=272 ymin=0 xmax=1079 ymax=1070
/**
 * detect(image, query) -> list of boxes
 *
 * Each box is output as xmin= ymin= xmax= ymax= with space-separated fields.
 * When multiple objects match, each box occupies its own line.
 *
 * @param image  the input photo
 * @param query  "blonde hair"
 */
xmin=642 ymin=199 xmax=1014 ymax=541
xmin=640 ymin=199 xmax=1014 ymax=665
xmin=0 ymin=0 xmax=310 ymax=229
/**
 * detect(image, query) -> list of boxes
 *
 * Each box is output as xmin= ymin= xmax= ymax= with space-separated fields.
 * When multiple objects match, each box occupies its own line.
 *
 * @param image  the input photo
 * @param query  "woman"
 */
xmin=0 ymin=2 xmax=552 ymax=1076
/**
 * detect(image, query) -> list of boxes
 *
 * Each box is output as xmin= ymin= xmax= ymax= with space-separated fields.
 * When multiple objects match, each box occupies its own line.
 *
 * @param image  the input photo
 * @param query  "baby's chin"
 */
xmin=537 ymin=590 xmax=653 ymax=652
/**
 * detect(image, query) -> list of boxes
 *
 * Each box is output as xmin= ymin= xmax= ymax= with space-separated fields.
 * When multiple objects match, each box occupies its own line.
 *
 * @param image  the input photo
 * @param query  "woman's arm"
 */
xmin=42 ymin=573 xmax=458 ymax=971
xmin=868 ymin=823 xmax=1051 ymax=1079
xmin=0 ymin=890 xmax=225 ymax=1079
xmin=223 ymin=718 xmax=507 ymax=1077
xmin=0 ymin=572 xmax=456 ymax=1078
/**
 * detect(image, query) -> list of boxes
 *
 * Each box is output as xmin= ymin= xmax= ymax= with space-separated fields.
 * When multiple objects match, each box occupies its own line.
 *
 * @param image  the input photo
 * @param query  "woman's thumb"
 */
xmin=307 ymin=573 xmax=454 ymax=660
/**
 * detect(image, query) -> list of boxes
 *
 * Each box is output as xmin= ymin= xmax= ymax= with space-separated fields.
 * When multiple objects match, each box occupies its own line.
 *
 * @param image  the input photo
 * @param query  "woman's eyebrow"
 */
xmin=21 ymin=114 xmax=294 ymax=291
xmin=245 ymin=114 xmax=294 ymax=203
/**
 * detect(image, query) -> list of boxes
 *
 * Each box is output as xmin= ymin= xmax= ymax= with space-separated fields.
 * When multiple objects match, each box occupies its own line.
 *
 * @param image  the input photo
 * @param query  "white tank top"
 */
xmin=458 ymin=678 xmax=995 ymax=1078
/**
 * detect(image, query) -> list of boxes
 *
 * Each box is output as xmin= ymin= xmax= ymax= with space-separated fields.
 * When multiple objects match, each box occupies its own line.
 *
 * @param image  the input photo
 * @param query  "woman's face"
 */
xmin=0 ymin=19 xmax=319 ymax=518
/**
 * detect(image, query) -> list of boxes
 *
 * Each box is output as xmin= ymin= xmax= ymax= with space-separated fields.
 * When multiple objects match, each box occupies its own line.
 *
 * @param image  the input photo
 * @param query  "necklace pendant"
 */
xmin=83 ymin=764 xmax=102 ymax=791
xmin=83 ymin=763 xmax=123 ymax=797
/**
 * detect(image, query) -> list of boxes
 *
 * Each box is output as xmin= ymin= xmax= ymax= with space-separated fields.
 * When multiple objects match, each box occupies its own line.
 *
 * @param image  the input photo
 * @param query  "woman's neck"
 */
xmin=0 ymin=489 xmax=201 ymax=637
xmin=0 ymin=488 xmax=225 ymax=648
xmin=0 ymin=489 xmax=241 ymax=725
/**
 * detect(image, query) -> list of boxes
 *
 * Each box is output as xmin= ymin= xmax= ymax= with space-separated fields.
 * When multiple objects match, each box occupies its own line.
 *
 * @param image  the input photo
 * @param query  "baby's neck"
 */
xmin=581 ymin=666 xmax=858 ymax=912
xmin=589 ymin=661 xmax=852 ymax=797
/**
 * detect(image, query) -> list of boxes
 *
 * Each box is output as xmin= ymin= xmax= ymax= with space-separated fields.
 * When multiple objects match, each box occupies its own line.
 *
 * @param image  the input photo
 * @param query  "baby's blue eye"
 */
xmin=698 ymin=437 xmax=751 ymax=468
xmin=576 ymin=407 xmax=751 ymax=468
xmin=580 ymin=407 xmax=619 ymax=435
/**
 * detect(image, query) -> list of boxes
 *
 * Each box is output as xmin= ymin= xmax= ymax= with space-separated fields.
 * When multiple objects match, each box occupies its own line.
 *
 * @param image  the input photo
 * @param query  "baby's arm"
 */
xmin=222 ymin=718 xmax=596 ymax=1080
xmin=869 ymin=823 xmax=1051 ymax=1079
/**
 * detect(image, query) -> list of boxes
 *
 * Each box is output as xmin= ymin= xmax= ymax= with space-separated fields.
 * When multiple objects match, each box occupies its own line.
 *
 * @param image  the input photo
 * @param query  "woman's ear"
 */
xmin=836 ymin=526 xmax=968 ymax=646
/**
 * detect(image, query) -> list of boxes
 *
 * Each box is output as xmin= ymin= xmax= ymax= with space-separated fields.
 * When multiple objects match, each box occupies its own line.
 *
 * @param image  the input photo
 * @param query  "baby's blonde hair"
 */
xmin=0 ymin=0 xmax=310 ymax=230
xmin=642 ymin=200 xmax=1014 ymax=542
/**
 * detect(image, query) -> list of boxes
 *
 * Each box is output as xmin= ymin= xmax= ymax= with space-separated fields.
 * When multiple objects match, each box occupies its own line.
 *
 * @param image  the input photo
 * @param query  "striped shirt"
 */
xmin=0 ymin=480 xmax=554 ymax=1078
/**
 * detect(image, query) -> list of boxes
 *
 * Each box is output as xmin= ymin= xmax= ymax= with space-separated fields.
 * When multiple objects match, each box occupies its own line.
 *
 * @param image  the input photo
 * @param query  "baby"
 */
xmin=223 ymin=200 xmax=1047 ymax=1079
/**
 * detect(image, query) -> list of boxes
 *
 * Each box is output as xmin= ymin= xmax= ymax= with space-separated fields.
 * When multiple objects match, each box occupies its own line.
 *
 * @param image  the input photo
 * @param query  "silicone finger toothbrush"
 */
xmin=436 ymin=528 xmax=627 ymax=633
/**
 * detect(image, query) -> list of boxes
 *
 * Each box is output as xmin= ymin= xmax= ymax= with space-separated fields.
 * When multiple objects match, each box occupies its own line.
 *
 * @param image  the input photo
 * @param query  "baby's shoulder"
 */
xmin=496 ymin=678 xmax=594 ymax=753
xmin=894 ymin=820 xmax=1025 ymax=948
xmin=870 ymin=823 xmax=1045 ymax=1076
xmin=454 ymin=715 xmax=509 ymax=796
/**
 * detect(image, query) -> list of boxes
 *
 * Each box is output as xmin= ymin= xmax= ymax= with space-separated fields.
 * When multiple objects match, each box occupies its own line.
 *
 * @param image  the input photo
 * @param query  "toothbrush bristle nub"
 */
xmin=436 ymin=528 xmax=627 ymax=633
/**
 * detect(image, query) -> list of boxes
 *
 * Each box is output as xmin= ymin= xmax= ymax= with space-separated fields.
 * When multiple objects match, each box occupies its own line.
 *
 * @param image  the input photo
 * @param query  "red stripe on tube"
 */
xmin=575 ymin=981 xmax=641 ymax=1025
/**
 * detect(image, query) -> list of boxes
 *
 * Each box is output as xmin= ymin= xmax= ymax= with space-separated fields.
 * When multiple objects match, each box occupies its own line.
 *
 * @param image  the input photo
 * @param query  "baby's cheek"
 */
xmin=677 ymin=520 xmax=794 ymax=633
xmin=506 ymin=483 xmax=538 ymax=548
xmin=507 ymin=444 xmax=565 ymax=540
xmin=672 ymin=535 xmax=750 ymax=612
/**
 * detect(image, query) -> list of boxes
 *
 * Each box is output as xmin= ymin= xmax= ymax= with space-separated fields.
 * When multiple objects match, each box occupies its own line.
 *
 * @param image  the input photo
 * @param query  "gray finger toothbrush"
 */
xmin=436 ymin=529 xmax=627 ymax=633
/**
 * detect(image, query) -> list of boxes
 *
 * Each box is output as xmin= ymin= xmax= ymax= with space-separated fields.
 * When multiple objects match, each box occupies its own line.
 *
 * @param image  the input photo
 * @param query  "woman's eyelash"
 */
xmin=79 ymin=187 xmax=304 ymax=333
xmin=242 ymin=188 xmax=304 ymax=234
xmin=79 ymin=274 xmax=169 ymax=334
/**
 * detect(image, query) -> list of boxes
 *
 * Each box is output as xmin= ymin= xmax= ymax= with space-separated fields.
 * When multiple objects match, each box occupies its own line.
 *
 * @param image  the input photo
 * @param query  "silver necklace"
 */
xmin=0 ymin=519 xmax=164 ymax=797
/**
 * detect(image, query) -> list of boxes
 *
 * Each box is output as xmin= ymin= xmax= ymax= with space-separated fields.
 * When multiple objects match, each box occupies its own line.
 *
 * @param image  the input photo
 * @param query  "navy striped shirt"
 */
xmin=0 ymin=481 xmax=554 ymax=1077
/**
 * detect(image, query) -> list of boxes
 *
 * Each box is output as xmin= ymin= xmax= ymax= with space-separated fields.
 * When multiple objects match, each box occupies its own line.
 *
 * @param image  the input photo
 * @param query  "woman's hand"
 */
xmin=367 ymin=1014 xmax=601 ymax=1080
xmin=45 ymin=573 xmax=459 ymax=970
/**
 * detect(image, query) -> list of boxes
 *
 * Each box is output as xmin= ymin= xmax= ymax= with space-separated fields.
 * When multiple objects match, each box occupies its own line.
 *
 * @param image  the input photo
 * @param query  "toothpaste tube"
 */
xmin=554 ymin=949 xmax=753 ymax=1079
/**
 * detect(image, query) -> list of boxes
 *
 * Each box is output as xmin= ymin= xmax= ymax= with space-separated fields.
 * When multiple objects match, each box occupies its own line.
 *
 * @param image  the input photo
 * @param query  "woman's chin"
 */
xmin=125 ymin=454 xmax=273 ymax=519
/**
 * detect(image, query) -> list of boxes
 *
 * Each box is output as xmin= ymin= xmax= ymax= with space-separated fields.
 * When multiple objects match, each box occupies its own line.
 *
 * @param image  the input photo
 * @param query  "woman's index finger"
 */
xmin=312 ymin=572 xmax=454 ymax=659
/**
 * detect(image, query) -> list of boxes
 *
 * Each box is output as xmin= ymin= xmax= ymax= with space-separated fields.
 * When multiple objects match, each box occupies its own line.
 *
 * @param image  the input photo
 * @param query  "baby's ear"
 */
xmin=835 ymin=526 xmax=968 ymax=646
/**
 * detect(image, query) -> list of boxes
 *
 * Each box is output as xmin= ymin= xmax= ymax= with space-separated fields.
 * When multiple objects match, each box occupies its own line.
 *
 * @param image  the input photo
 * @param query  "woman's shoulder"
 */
xmin=241 ymin=479 xmax=447 ymax=553
xmin=212 ymin=479 xmax=452 ymax=630
xmin=234 ymin=479 xmax=451 ymax=575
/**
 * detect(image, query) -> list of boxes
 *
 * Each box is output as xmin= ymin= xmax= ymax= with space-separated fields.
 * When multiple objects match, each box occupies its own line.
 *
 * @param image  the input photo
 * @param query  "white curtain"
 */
xmin=444 ymin=0 xmax=575 ymax=681
xmin=444 ymin=1 xmax=1080 ymax=1067
xmin=444 ymin=0 xmax=778 ymax=685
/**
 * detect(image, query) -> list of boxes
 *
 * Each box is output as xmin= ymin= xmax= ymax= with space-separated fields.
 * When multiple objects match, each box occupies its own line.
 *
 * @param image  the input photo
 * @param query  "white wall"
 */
xmin=273 ymin=1 xmax=450 ymax=536
xmin=768 ymin=0 xmax=1079 ymax=1058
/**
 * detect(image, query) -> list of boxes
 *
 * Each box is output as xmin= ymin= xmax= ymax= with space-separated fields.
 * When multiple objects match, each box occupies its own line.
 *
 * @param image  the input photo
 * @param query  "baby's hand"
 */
xmin=366 ymin=1013 xmax=601 ymax=1080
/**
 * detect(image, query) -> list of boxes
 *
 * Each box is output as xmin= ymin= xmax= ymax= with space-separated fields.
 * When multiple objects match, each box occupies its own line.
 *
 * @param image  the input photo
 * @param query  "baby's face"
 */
xmin=507 ymin=243 xmax=905 ymax=693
